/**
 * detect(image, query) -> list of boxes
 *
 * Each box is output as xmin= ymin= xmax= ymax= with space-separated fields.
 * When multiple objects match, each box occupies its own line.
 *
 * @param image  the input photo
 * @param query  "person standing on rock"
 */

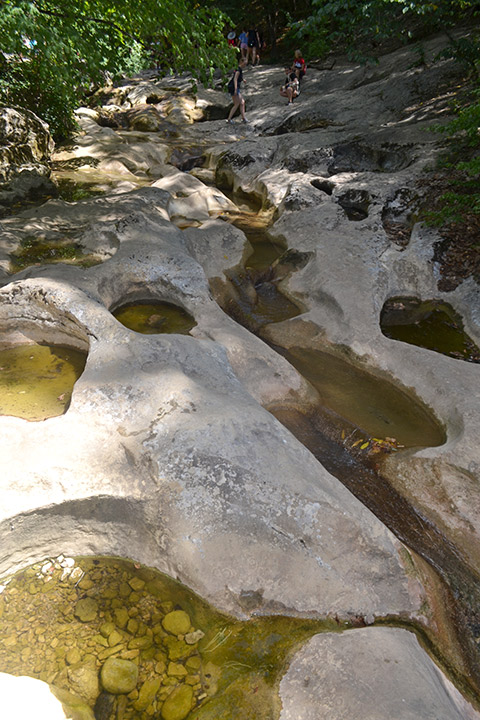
xmin=226 ymin=58 xmax=248 ymax=124
xmin=238 ymin=29 xmax=248 ymax=61
xmin=247 ymin=28 xmax=260 ymax=65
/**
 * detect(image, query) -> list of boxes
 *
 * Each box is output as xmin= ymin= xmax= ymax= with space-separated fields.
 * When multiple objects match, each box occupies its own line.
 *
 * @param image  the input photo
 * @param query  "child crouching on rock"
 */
xmin=280 ymin=69 xmax=300 ymax=105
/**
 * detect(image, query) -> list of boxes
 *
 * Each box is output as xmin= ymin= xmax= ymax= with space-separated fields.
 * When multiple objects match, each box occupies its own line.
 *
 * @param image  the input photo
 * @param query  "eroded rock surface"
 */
xmin=279 ymin=627 xmax=480 ymax=720
xmin=1 ymin=25 xmax=480 ymax=720
xmin=0 ymin=106 xmax=55 ymax=214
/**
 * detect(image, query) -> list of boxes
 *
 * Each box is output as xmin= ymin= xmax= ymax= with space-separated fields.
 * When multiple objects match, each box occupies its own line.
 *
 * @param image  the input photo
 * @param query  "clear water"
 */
xmin=0 ymin=556 xmax=335 ymax=720
xmin=0 ymin=344 xmax=87 ymax=421
xmin=112 ymin=302 xmax=196 ymax=335
xmin=381 ymin=297 xmax=480 ymax=363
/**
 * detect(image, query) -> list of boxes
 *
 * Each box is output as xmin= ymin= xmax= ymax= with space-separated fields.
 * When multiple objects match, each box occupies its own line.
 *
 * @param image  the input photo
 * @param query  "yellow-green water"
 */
xmin=113 ymin=302 xmax=196 ymax=335
xmin=0 ymin=344 xmax=87 ymax=421
xmin=380 ymin=297 xmax=480 ymax=363
xmin=0 ymin=556 xmax=336 ymax=720
xmin=280 ymin=346 xmax=446 ymax=448
xmin=9 ymin=236 xmax=102 ymax=273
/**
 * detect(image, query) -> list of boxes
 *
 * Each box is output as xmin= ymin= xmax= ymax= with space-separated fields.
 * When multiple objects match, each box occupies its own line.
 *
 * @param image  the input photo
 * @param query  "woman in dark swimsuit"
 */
xmin=226 ymin=57 xmax=248 ymax=123
xmin=246 ymin=28 xmax=260 ymax=65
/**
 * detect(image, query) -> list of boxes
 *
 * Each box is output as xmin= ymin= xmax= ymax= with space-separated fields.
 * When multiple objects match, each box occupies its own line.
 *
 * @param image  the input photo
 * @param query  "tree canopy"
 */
xmin=0 ymin=0 xmax=235 ymax=138
xmin=290 ymin=0 xmax=480 ymax=62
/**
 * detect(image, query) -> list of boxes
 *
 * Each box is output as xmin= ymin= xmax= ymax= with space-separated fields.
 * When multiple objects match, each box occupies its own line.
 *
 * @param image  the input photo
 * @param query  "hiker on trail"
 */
xmin=238 ymin=29 xmax=248 ymax=61
xmin=280 ymin=69 xmax=300 ymax=105
xmin=247 ymin=28 xmax=260 ymax=65
xmin=292 ymin=49 xmax=306 ymax=80
xmin=226 ymin=57 xmax=248 ymax=124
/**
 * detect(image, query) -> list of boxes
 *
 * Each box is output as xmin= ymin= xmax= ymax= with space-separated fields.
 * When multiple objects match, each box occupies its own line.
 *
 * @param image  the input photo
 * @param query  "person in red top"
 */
xmin=292 ymin=49 xmax=306 ymax=81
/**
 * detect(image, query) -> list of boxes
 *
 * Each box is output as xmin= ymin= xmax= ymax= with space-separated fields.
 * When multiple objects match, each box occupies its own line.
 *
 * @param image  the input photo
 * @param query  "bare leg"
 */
xmin=252 ymin=47 xmax=257 ymax=65
xmin=228 ymin=94 xmax=241 ymax=121
xmin=239 ymin=95 xmax=247 ymax=121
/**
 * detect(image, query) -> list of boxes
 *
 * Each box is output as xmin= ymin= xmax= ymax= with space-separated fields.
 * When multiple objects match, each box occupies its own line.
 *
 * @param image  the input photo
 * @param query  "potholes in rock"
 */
xmin=0 ymin=555 xmax=332 ymax=720
xmin=380 ymin=297 xmax=480 ymax=363
xmin=112 ymin=300 xmax=196 ymax=335
xmin=216 ymin=209 xmax=305 ymax=333
xmin=328 ymin=141 xmax=415 ymax=174
xmin=310 ymin=178 xmax=335 ymax=195
xmin=0 ymin=344 xmax=87 ymax=421
xmin=274 ymin=344 xmax=446 ymax=450
xmin=382 ymin=188 xmax=418 ymax=248
xmin=0 ymin=296 xmax=89 ymax=421
xmin=9 ymin=235 xmax=103 ymax=273
xmin=337 ymin=189 xmax=371 ymax=221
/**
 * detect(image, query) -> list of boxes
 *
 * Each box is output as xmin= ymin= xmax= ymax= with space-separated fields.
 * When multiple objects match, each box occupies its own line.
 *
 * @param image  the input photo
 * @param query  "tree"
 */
xmin=0 ymin=0 xmax=235 ymax=139
xmin=213 ymin=0 xmax=312 ymax=52
xmin=290 ymin=0 xmax=480 ymax=62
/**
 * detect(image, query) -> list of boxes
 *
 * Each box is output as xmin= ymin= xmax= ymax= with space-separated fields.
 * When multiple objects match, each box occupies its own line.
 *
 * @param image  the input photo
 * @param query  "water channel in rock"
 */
xmin=215 ymin=202 xmax=480 ymax=699
xmin=3 ymin=145 xmax=480 ymax=708
xmin=0 ymin=344 xmax=87 ymax=421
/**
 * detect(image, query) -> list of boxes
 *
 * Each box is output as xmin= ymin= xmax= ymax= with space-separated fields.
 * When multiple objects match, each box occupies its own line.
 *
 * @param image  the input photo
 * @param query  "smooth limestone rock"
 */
xmin=0 ymin=106 xmax=55 ymax=213
xmin=0 ymin=672 xmax=95 ymax=720
xmin=100 ymin=657 xmax=138 ymax=694
xmin=0 ymin=27 xmax=479 ymax=720
xmin=279 ymin=627 xmax=480 ymax=720
xmin=0 ymin=673 xmax=95 ymax=720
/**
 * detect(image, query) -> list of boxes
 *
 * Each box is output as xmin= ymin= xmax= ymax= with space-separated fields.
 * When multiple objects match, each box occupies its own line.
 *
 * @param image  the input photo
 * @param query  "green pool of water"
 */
xmin=381 ymin=297 xmax=480 ymax=363
xmin=281 ymin=346 xmax=446 ymax=449
xmin=9 ymin=236 xmax=102 ymax=273
xmin=0 ymin=556 xmax=336 ymax=720
xmin=0 ymin=344 xmax=87 ymax=421
xmin=112 ymin=302 xmax=196 ymax=335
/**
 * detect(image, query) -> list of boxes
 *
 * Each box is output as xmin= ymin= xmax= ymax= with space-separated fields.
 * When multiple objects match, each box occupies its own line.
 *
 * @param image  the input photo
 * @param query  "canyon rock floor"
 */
xmin=0 ymin=28 xmax=479 ymax=720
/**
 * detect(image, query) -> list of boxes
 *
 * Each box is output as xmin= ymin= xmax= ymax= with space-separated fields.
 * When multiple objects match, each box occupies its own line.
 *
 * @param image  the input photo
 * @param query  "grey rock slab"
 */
xmin=279 ymin=627 xmax=480 ymax=720
xmin=0 ymin=106 xmax=56 ymax=211
xmin=0 ymin=274 xmax=425 ymax=621
xmin=207 ymin=48 xmax=480 ymax=576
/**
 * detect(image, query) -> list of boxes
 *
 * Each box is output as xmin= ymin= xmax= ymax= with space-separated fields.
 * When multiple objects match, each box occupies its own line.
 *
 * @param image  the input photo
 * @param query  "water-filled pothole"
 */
xmin=275 ymin=345 xmax=446 ymax=449
xmin=9 ymin=236 xmax=102 ymax=273
xmin=380 ymin=297 xmax=480 ymax=363
xmin=217 ymin=209 xmax=304 ymax=332
xmin=0 ymin=344 xmax=87 ymax=421
xmin=0 ymin=556 xmax=334 ymax=720
xmin=112 ymin=301 xmax=196 ymax=335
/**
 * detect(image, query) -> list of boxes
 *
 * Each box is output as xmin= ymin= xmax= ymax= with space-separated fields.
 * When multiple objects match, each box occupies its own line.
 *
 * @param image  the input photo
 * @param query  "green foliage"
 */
xmin=0 ymin=0 xmax=235 ymax=139
xmin=424 ymin=84 xmax=480 ymax=227
xmin=289 ymin=0 xmax=480 ymax=62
